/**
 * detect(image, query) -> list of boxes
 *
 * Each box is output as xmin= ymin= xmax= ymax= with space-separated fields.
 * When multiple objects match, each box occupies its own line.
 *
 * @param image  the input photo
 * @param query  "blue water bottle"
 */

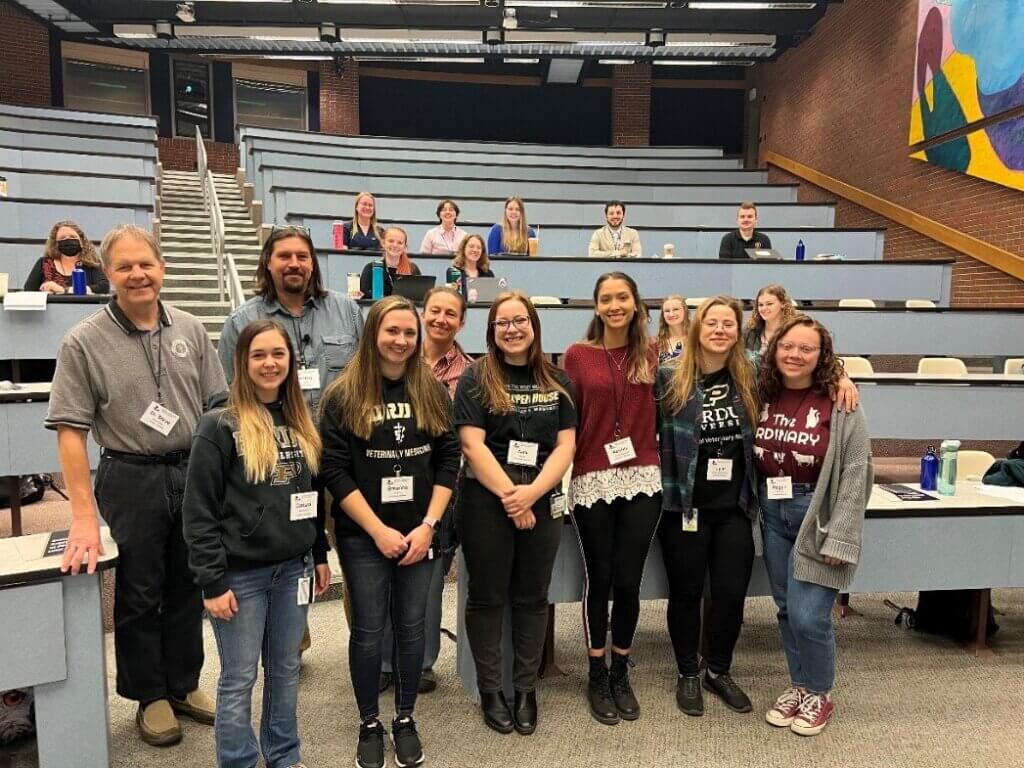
xmin=920 ymin=446 xmax=938 ymax=491
xmin=371 ymin=260 xmax=384 ymax=300
xmin=71 ymin=263 xmax=87 ymax=295
xmin=795 ymin=240 xmax=806 ymax=262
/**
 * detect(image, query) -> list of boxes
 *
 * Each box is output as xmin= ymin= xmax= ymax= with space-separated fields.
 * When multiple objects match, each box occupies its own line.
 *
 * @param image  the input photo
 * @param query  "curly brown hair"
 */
xmin=43 ymin=220 xmax=100 ymax=268
xmin=757 ymin=314 xmax=846 ymax=402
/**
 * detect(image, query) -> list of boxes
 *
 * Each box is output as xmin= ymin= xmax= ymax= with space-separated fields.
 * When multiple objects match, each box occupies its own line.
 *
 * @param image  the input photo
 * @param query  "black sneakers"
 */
xmin=391 ymin=715 xmax=425 ymax=767
xmin=356 ymin=719 xmax=386 ymax=768
xmin=703 ymin=671 xmax=753 ymax=713
xmin=675 ymin=674 xmax=704 ymax=717
xmin=609 ymin=654 xmax=640 ymax=721
xmin=587 ymin=667 xmax=620 ymax=726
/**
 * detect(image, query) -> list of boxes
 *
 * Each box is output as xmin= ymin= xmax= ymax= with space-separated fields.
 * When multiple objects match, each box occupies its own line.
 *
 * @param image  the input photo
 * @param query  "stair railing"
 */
xmin=196 ymin=127 xmax=246 ymax=310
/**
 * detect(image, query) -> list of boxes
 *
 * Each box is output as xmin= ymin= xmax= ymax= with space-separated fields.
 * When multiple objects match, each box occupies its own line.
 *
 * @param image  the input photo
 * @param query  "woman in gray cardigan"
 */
xmin=753 ymin=315 xmax=873 ymax=738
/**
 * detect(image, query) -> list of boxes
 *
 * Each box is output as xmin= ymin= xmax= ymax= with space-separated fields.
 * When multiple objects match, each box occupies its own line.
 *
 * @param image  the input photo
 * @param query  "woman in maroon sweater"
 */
xmin=563 ymin=271 xmax=662 ymax=726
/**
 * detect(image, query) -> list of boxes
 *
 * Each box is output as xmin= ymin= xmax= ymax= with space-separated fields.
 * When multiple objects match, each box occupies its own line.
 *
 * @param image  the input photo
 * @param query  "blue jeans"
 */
xmin=760 ymin=487 xmax=838 ymax=694
xmin=338 ymin=534 xmax=434 ymax=721
xmin=382 ymin=554 xmax=445 ymax=674
xmin=210 ymin=554 xmax=312 ymax=768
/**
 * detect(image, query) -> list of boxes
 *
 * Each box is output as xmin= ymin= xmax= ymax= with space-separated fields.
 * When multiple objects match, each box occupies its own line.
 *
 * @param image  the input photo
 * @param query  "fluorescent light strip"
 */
xmin=688 ymin=2 xmax=816 ymax=8
xmin=355 ymin=57 xmax=486 ymax=63
xmin=652 ymin=59 xmax=756 ymax=65
xmin=665 ymin=32 xmax=775 ymax=46
xmin=320 ymin=0 xmax=481 ymax=5
xmin=599 ymin=59 xmax=637 ymax=65
xmin=509 ymin=1 xmax=667 ymax=7
xmin=504 ymin=57 xmax=541 ymax=64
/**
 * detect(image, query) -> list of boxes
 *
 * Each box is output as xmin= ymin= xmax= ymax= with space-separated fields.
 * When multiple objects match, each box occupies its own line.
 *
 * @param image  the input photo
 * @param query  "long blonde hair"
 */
xmin=473 ymin=291 xmax=572 ymax=413
xmin=352 ymin=191 xmax=384 ymax=243
xmin=584 ymin=272 xmax=653 ymax=385
xmin=499 ymin=196 xmax=529 ymax=255
xmin=661 ymin=295 xmax=759 ymax=425
xmin=744 ymin=283 xmax=797 ymax=338
xmin=656 ymin=293 xmax=689 ymax=359
xmin=227 ymin=319 xmax=322 ymax=482
xmin=320 ymin=296 xmax=450 ymax=440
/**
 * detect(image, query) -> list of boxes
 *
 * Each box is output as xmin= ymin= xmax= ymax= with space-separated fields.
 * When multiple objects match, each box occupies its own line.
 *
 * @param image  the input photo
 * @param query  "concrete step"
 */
xmin=164 ymin=299 xmax=232 ymax=315
xmin=164 ymin=274 xmax=257 ymax=288
xmin=164 ymin=252 xmax=260 ymax=262
xmin=166 ymin=263 xmax=257 ymax=274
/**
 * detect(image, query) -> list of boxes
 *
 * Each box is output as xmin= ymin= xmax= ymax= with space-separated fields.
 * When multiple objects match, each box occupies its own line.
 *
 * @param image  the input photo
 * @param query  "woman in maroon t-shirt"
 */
xmin=563 ymin=272 xmax=661 ymax=726
xmin=755 ymin=315 xmax=871 ymax=738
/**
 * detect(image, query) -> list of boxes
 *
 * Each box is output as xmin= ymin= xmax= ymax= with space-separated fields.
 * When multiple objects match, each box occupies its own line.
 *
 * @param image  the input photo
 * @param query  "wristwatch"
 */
xmin=421 ymin=516 xmax=440 ymax=531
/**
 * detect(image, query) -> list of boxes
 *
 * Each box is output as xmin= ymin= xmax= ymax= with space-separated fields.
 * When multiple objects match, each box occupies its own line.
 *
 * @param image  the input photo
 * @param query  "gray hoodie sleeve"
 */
xmin=818 ymin=406 xmax=873 ymax=565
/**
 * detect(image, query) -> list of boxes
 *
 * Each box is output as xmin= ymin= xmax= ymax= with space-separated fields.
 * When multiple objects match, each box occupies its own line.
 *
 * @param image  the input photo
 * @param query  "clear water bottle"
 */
xmin=937 ymin=439 xmax=961 ymax=496
xmin=446 ymin=266 xmax=466 ymax=300
xmin=795 ymin=239 xmax=806 ymax=262
xmin=71 ymin=264 xmax=87 ymax=295
xmin=920 ymin=445 xmax=938 ymax=491
xmin=371 ymin=261 xmax=384 ymax=300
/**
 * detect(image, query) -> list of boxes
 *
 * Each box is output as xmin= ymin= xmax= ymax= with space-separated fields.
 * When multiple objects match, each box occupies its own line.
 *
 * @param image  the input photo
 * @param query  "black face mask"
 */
xmin=57 ymin=238 xmax=83 ymax=257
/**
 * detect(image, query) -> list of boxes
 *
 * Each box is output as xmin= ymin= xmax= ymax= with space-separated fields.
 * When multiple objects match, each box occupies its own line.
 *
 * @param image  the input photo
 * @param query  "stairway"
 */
xmin=158 ymin=170 xmax=260 ymax=345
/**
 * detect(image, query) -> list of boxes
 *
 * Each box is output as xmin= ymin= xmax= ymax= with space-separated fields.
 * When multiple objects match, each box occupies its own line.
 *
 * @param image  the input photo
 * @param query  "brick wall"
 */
xmin=611 ymin=63 xmax=651 ymax=146
xmin=753 ymin=0 xmax=1024 ymax=306
xmin=157 ymin=136 xmax=239 ymax=175
xmin=319 ymin=59 xmax=360 ymax=136
xmin=0 ymin=1 xmax=51 ymax=107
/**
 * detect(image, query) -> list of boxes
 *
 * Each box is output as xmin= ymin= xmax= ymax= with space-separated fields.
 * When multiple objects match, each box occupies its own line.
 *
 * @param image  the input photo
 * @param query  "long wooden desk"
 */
xmin=456 ymin=483 xmax=1024 ymax=698
xmin=0 ymin=528 xmax=117 ymax=767
xmin=329 ymin=254 xmax=952 ymax=303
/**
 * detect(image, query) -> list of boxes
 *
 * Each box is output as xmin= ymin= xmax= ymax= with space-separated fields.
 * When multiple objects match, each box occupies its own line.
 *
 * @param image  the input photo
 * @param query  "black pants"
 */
xmin=458 ymin=478 xmax=562 ymax=693
xmin=658 ymin=506 xmax=754 ymax=676
xmin=95 ymin=455 xmax=204 ymax=702
xmin=571 ymin=493 xmax=662 ymax=651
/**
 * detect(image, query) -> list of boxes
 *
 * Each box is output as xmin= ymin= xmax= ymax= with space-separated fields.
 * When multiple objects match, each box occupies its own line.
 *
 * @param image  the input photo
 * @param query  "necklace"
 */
xmin=605 ymin=346 xmax=629 ymax=372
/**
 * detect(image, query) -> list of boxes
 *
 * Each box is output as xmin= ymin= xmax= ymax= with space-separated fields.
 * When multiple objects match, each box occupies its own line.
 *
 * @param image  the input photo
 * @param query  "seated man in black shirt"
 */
xmin=718 ymin=202 xmax=772 ymax=259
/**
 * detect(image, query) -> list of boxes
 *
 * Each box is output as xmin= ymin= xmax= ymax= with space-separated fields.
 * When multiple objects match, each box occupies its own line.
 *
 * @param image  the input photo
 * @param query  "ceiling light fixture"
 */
xmin=599 ymin=59 xmax=637 ymax=65
xmin=504 ymin=57 xmax=540 ymax=64
xmin=652 ymin=59 xmax=756 ymax=65
xmin=646 ymin=28 xmax=666 ymax=47
xmin=687 ymin=2 xmax=815 ymax=9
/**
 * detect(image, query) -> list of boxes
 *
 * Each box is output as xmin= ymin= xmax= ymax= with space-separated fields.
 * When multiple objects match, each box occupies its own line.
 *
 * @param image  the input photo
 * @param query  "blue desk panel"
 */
xmin=0 ymin=300 xmax=105 ymax=360
xmin=326 ymin=254 xmax=950 ymax=303
xmin=0 ymin=399 xmax=101 ymax=475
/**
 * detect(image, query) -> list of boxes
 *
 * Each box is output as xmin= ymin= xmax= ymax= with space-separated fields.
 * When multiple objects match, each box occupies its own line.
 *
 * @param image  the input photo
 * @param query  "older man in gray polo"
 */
xmin=46 ymin=224 xmax=226 ymax=747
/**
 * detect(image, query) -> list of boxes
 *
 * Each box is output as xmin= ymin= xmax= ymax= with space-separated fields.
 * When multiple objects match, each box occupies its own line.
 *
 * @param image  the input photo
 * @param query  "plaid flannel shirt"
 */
xmin=654 ymin=363 xmax=760 ymax=529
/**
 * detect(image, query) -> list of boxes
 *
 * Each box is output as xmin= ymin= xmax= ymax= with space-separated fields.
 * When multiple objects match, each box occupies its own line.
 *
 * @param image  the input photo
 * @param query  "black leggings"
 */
xmin=571 ymin=493 xmax=662 ymax=651
xmin=658 ymin=506 xmax=754 ymax=675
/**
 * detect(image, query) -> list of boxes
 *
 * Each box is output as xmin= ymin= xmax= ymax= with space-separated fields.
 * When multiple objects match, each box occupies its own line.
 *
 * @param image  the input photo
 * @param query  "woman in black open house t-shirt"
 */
xmin=453 ymin=290 xmax=576 ymax=737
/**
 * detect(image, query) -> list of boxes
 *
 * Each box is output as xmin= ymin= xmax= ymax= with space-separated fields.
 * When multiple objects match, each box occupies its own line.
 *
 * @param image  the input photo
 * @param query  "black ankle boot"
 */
xmin=587 ymin=657 xmax=619 ymax=726
xmin=513 ymin=690 xmax=537 ymax=735
xmin=609 ymin=652 xmax=640 ymax=720
xmin=479 ymin=690 xmax=514 ymax=734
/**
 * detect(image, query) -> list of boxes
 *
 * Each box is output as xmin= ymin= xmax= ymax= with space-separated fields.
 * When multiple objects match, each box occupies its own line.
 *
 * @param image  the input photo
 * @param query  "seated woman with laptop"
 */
xmin=358 ymin=226 xmax=422 ymax=297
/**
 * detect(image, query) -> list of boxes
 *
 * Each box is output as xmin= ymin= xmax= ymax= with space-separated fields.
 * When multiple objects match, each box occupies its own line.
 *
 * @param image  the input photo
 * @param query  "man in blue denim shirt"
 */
xmin=219 ymin=225 xmax=363 ymax=413
xmin=219 ymin=225 xmax=363 ymax=654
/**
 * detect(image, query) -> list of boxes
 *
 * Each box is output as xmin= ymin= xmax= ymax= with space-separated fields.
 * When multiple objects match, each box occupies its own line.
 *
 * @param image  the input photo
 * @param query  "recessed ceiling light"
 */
xmin=688 ymin=2 xmax=816 ymax=9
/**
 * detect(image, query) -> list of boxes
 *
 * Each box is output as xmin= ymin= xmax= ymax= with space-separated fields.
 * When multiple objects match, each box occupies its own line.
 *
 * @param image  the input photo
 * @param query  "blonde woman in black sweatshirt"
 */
xmin=183 ymin=318 xmax=328 ymax=768
xmin=320 ymin=295 xmax=461 ymax=768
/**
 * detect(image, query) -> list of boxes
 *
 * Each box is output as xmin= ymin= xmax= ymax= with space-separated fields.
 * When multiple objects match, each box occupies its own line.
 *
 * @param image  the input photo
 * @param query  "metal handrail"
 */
xmin=195 ymin=127 xmax=245 ymax=310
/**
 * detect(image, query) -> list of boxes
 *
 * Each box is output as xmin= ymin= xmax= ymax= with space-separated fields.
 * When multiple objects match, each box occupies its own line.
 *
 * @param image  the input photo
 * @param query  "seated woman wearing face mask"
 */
xmin=24 ymin=220 xmax=109 ymax=294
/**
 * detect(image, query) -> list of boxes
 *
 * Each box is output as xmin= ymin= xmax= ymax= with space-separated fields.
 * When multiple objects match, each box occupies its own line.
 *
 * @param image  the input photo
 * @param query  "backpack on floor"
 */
xmin=911 ymin=591 xmax=998 ymax=642
xmin=0 ymin=475 xmax=46 ymax=510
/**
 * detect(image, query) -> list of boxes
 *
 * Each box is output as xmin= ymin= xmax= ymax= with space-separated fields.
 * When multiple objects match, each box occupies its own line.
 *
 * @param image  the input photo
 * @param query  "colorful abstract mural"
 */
xmin=909 ymin=0 xmax=1024 ymax=192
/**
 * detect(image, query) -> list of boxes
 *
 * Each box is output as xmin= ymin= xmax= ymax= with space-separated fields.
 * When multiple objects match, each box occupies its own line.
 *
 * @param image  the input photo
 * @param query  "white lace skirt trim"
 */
xmin=569 ymin=465 xmax=662 ymax=509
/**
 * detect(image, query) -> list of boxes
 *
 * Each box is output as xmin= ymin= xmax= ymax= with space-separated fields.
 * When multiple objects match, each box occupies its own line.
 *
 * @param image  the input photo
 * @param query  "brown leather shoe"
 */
xmin=137 ymin=700 xmax=182 ymax=746
xmin=169 ymin=689 xmax=216 ymax=725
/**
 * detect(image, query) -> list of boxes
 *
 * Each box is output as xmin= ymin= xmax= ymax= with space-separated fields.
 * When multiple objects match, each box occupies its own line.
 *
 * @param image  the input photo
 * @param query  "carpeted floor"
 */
xmin=5 ymin=582 xmax=1024 ymax=768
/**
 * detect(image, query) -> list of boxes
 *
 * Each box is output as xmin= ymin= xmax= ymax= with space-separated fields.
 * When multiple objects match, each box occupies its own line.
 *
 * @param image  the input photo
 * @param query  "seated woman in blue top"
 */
xmin=487 ymin=196 xmax=536 ymax=256
xmin=342 ymin=192 xmax=383 ymax=251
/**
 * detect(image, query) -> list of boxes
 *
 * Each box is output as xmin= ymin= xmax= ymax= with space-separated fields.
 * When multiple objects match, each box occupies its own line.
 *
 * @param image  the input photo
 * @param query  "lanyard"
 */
xmin=440 ymin=227 xmax=456 ymax=251
xmin=601 ymin=342 xmax=629 ymax=439
xmin=139 ymin=327 xmax=165 ymax=404
xmin=289 ymin=314 xmax=308 ymax=367
xmin=382 ymin=382 xmax=408 ymax=476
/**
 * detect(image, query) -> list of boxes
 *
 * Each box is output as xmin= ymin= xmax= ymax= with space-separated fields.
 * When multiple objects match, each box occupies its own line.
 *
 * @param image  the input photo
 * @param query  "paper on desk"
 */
xmin=976 ymin=485 xmax=1024 ymax=503
xmin=4 ymin=292 xmax=47 ymax=311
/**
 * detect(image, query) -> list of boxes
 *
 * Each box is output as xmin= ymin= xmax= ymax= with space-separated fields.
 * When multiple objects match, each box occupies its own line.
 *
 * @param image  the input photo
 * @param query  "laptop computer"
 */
xmin=745 ymin=247 xmax=784 ymax=260
xmin=466 ymin=277 xmax=509 ymax=304
xmin=391 ymin=274 xmax=437 ymax=303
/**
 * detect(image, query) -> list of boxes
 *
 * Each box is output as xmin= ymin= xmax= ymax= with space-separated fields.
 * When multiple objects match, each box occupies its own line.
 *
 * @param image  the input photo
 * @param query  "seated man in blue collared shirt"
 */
xmin=219 ymin=225 xmax=363 ymax=414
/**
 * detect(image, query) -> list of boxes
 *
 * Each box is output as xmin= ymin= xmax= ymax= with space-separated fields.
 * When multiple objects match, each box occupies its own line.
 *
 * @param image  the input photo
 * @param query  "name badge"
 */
xmin=140 ymin=401 xmax=180 ymax=436
xmin=604 ymin=436 xmax=637 ymax=466
xmin=707 ymin=458 xmax=733 ymax=482
xmin=550 ymin=492 xmax=566 ymax=519
xmin=508 ymin=440 xmax=539 ymax=467
xmin=766 ymin=476 xmax=794 ymax=500
xmin=298 ymin=367 xmax=321 ymax=391
xmin=682 ymin=510 xmax=699 ymax=533
xmin=290 ymin=491 xmax=318 ymax=521
xmin=296 ymin=576 xmax=313 ymax=606
xmin=381 ymin=475 xmax=414 ymax=504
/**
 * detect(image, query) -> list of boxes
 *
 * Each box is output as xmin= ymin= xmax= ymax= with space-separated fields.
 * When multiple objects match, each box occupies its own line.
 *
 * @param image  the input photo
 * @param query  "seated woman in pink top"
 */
xmin=419 ymin=199 xmax=468 ymax=255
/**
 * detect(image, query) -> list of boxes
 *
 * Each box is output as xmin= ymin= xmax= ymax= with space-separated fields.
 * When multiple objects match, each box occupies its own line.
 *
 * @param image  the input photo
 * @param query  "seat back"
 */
xmin=840 ymin=356 xmax=874 ymax=375
xmin=917 ymin=357 xmax=968 ymax=376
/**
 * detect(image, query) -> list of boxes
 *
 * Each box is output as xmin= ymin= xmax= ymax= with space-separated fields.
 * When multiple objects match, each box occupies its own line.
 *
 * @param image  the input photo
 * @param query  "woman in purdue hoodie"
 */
xmin=320 ymin=295 xmax=461 ymax=768
xmin=183 ymin=318 xmax=329 ymax=768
